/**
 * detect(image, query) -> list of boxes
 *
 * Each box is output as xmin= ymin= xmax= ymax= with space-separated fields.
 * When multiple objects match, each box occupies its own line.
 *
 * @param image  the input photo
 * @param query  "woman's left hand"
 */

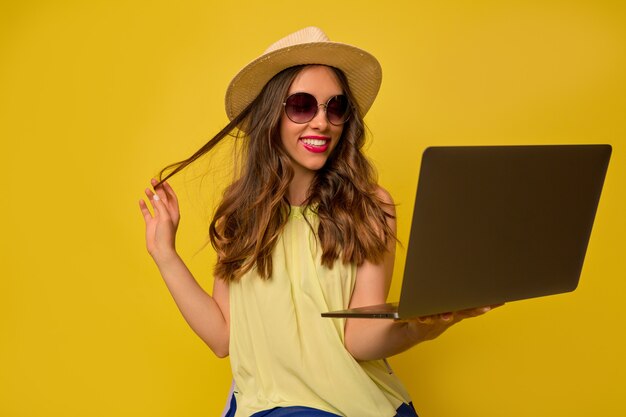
xmin=402 ymin=304 xmax=503 ymax=343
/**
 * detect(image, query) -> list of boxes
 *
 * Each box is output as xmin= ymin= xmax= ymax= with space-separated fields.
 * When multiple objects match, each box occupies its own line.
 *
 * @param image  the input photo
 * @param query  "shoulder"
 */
xmin=374 ymin=185 xmax=393 ymax=203
xmin=373 ymin=185 xmax=395 ymax=216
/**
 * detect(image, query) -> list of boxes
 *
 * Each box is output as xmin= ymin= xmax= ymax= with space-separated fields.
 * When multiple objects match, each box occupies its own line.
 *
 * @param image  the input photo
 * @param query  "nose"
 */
xmin=310 ymin=103 xmax=329 ymax=130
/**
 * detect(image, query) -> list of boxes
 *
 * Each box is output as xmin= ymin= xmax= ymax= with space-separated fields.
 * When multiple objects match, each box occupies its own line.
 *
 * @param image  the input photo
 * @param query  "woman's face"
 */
xmin=279 ymin=65 xmax=345 ymax=183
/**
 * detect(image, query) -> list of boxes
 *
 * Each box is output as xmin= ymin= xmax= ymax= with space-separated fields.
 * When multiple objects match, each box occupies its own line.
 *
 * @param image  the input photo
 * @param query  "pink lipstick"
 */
xmin=300 ymin=136 xmax=330 ymax=153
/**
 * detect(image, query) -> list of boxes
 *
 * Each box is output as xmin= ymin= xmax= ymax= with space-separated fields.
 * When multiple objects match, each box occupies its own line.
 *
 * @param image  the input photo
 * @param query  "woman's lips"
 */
xmin=300 ymin=136 xmax=330 ymax=153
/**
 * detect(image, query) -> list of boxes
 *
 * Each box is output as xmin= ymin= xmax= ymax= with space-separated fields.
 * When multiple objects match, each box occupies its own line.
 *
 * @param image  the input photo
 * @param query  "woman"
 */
xmin=139 ymin=27 xmax=493 ymax=417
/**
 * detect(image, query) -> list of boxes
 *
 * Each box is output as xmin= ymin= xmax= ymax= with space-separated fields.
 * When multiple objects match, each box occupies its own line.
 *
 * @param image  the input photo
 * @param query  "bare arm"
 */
xmin=343 ymin=187 xmax=494 ymax=361
xmin=139 ymin=179 xmax=230 ymax=358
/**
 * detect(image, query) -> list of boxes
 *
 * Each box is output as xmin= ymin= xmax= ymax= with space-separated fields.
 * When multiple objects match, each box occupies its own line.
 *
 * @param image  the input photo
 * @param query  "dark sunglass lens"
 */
xmin=285 ymin=93 xmax=317 ymax=123
xmin=326 ymin=96 xmax=349 ymax=125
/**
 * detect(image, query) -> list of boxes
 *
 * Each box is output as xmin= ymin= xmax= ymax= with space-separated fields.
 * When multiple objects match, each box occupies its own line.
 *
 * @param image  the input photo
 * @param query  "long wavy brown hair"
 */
xmin=159 ymin=65 xmax=394 ymax=281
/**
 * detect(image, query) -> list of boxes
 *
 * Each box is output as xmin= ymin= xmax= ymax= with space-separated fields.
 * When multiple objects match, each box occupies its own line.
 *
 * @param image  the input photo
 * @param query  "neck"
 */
xmin=287 ymin=168 xmax=315 ymax=206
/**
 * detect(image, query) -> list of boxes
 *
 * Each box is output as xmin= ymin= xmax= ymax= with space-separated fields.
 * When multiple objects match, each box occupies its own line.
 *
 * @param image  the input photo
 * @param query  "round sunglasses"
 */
xmin=282 ymin=92 xmax=351 ymax=126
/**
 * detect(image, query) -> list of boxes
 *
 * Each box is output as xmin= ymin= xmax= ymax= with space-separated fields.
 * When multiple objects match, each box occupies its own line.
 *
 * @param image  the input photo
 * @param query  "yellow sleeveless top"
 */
xmin=229 ymin=206 xmax=412 ymax=416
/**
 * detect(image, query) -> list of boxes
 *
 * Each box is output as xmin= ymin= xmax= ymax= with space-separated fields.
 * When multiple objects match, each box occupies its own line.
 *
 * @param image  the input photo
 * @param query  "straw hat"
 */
xmin=224 ymin=26 xmax=382 ymax=121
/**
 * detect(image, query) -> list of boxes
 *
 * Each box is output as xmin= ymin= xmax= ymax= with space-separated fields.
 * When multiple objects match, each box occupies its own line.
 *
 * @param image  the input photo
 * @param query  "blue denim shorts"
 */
xmin=223 ymin=394 xmax=419 ymax=417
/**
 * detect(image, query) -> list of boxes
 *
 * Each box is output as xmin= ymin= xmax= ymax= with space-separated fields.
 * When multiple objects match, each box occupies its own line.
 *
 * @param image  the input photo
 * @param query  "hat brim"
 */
xmin=225 ymin=42 xmax=382 ymax=121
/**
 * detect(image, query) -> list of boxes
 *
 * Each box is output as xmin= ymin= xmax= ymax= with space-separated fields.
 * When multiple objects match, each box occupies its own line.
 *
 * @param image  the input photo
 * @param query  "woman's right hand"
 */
xmin=139 ymin=178 xmax=181 ymax=264
xmin=138 ymin=179 xmax=230 ymax=356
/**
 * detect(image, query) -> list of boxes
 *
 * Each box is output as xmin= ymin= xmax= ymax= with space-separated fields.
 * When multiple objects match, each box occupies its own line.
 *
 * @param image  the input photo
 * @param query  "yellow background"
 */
xmin=1 ymin=1 xmax=625 ymax=416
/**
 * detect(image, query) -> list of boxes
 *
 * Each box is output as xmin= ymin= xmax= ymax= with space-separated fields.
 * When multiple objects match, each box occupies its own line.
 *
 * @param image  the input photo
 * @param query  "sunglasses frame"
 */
xmin=282 ymin=92 xmax=351 ymax=126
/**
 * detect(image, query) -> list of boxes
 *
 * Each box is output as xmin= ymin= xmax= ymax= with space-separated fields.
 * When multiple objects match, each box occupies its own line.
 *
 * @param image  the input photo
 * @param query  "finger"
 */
xmin=162 ymin=181 xmax=179 ymax=207
xmin=457 ymin=305 xmax=493 ymax=319
xmin=145 ymin=186 xmax=155 ymax=199
xmin=150 ymin=191 xmax=171 ymax=221
xmin=151 ymin=179 xmax=169 ymax=204
xmin=468 ymin=304 xmax=502 ymax=316
xmin=439 ymin=312 xmax=454 ymax=321
xmin=145 ymin=188 xmax=161 ymax=214
xmin=138 ymin=199 xmax=153 ymax=223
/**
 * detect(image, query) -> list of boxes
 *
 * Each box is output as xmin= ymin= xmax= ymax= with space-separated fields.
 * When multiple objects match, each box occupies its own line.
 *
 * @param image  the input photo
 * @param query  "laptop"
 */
xmin=322 ymin=145 xmax=612 ymax=319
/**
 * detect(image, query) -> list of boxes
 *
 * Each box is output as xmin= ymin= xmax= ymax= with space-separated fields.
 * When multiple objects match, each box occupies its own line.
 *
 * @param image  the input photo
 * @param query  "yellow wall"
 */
xmin=1 ymin=1 xmax=624 ymax=416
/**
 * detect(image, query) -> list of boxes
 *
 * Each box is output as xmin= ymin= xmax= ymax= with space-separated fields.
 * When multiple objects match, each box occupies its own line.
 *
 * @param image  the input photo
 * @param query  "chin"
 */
xmin=305 ymin=159 xmax=330 ymax=172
